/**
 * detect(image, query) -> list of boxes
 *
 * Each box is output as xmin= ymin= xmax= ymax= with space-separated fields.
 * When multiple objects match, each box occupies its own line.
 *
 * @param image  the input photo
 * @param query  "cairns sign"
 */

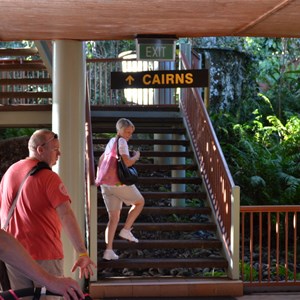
xmin=111 ymin=69 xmax=208 ymax=89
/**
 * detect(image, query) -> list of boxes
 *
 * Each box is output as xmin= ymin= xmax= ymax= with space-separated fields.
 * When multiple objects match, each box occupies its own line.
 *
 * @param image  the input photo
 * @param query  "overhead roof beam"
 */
xmin=233 ymin=0 xmax=296 ymax=36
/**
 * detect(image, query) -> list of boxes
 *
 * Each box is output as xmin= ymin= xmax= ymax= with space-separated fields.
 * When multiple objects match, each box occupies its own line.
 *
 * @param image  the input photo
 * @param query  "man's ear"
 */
xmin=36 ymin=145 xmax=44 ymax=154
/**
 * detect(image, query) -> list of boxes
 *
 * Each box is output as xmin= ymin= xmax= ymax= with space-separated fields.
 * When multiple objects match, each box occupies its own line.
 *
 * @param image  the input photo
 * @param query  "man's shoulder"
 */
xmin=5 ymin=159 xmax=31 ymax=173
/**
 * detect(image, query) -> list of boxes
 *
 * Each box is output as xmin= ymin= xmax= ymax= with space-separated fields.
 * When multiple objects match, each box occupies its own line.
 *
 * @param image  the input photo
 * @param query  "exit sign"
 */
xmin=136 ymin=35 xmax=177 ymax=61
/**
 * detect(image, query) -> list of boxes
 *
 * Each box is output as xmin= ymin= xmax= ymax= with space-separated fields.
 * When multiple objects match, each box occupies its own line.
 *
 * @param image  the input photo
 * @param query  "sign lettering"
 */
xmin=111 ymin=69 xmax=208 ymax=89
xmin=138 ymin=44 xmax=175 ymax=60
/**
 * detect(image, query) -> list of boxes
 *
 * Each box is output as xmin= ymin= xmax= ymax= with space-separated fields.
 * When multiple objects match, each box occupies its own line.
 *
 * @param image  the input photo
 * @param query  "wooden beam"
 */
xmin=0 ymin=48 xmax=39 ymax=57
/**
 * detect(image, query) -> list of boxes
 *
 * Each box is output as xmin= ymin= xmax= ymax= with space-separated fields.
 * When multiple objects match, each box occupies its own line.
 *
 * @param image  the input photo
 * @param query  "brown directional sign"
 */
xmin=111 ymin=69 xmax=208 ymax=89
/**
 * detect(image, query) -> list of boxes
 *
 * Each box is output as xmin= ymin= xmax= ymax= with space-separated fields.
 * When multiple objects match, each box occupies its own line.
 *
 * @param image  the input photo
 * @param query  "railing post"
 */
xmin=229 ymin=185 xmax=240 ymax=280
xmin=89 ymin=185 xmax=98 ymax=282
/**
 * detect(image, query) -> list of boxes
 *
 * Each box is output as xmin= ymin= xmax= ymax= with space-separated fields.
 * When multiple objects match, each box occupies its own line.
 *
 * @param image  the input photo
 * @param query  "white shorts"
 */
xmin=101 ymin=184 xmax=144 ymax=211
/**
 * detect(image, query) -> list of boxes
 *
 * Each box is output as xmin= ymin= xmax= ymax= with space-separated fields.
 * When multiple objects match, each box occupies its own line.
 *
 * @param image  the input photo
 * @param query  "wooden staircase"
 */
xmin=0 ymin=45 xmax=242 ymax=297
xmin=89 ymin=106 xmax=243 ymax=298
xmin=0 ymin=47 xmax=52 ymax=104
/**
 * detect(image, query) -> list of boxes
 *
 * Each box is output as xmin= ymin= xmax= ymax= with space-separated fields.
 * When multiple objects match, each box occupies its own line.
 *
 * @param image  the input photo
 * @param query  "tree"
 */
xmin=201 ymin=37 xmax=300 ymax=205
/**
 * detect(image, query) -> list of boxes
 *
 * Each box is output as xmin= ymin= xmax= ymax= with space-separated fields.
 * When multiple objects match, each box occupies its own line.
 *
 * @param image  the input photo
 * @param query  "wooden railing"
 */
xmin=0 ymin=59 xmax=51 ymax=105
xmin=0 ymin=56 xmax=179 ymax=106
xmin=180 ymin=51 xmax=240 ymax=279
xmin=85 ymin=80 xmax=95 ymax=235
xmin=240 ymin=205 xmax=300 ymax=291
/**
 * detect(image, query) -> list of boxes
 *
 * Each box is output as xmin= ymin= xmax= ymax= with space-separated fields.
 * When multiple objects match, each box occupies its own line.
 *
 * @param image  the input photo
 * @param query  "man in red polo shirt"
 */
xmin=0 ymin=129 xmax=96 ymax=293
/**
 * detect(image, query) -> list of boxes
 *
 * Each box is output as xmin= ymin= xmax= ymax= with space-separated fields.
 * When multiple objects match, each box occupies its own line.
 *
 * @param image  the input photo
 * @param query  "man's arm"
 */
xmin=0 ymin=230 xmax=84 ymax=300
xmin=56 ymin=201 xmax=96 ymax=279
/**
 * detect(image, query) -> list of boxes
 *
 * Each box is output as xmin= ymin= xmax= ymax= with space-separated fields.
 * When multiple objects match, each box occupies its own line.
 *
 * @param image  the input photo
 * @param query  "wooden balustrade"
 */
xmin=241 ymin=206 xmax=300 ymax=290
xmin=180 ymin=51 xmax=240 ymax=279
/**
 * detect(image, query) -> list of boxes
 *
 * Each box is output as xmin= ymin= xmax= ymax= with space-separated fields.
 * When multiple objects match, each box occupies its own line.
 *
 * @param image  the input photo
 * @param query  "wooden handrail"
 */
xmin=179 ymin=50 xmax=240 ymax=280
xmin=84 ymin=78 xmax=95 ymax=252
xmin=241 ymin=205 xmax=300 ymax=213
xmin=85 ymin=81 xmax=95 ymax=186
xmin=181 ymin=52 xmax=235 ymax=187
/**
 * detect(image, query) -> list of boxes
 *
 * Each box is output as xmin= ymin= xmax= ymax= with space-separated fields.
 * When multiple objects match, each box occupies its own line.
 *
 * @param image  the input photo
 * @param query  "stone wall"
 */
xmin=194 ymin=48 xmax=258 ymax=115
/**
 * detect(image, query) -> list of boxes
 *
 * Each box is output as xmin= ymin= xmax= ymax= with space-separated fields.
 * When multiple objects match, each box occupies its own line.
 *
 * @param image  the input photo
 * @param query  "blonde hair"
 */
xmin=116 ymin=118 xmax=135 ymax=132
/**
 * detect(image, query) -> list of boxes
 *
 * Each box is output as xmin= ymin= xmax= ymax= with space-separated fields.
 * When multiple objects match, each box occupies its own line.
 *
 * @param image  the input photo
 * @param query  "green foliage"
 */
xmin=186 ymin=199 xmax=203 ymax=208
xmin=240 ymin=262 xmax=258 ymax=281
xmin=193 ymin=37 xmax=300 ymax=119
xmin=214 ymin=105 xmax=300 ymax=205
xmin=240 ymin=261 xmax=300 ymax=281
xmin=275 ymin=265 xmax=290 ymax=280
xmin=86 ymin=40 xmax=135 ymax=58
xmin=0 ymin=128 xmax=36 ymax=140
xmin=204 ymin=37 xmax=300 ymax=206
xmin=0 ymin=41 xmax=34 ymax=48
xmin=203 ymin=269 xmax=226 ymax=277
xmin=248 ymin=38 xmax=300 ymax=120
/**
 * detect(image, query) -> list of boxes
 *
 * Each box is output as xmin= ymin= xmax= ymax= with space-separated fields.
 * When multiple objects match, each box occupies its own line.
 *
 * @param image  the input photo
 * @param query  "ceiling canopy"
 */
xmin=0 ymin=0 xmax=299 ymax=41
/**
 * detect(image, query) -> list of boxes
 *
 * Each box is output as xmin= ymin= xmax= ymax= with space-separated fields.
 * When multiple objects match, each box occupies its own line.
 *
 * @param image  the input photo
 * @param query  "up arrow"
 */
xmin=125 ymin=75 xmax=135 ymax=85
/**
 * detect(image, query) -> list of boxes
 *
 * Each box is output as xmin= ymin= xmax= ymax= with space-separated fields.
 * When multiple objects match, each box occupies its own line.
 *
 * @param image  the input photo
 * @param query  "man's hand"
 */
xmin=46 ymin=276 xmax=84 ymax=300
xmin=71 ymin=256 xmax=97 ymax=279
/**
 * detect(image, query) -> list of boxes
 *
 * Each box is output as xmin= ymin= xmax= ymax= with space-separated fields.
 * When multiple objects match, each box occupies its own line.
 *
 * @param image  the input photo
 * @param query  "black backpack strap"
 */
xmin=32 ymin=287 xmax=41 ymax=300
xmin=29 ymin=162 xmax=51 ymax=176
xmin=2 ymin=162 xmax=52 ymax=231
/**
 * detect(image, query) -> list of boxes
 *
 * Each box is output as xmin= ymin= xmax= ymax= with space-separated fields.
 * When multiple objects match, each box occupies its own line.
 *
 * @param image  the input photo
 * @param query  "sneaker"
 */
xmin=119 ymin=228 xmax=139 ymax=243
xmin=103 ymin=249 xmax=119 ymax=260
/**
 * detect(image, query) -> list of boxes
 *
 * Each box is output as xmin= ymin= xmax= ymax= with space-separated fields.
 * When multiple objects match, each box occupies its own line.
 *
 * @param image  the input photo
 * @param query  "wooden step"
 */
xmin=141 ymin=150 xmax=192 ymax=157
xmin=0 ymin=105 xmax=52 ymax=112
xmin=0 ymin=92 xmax=52 ymax=99
xmin=98 ymin=222 xmax=216 ymax=232
xmin=98 ymin=239 xmax=222 ymax=250
xmin=93 ymin=138 xmax=189 ymax=146
xmin=91 ymin=104 xmax=180 ymax=112
xmin=137 ymin=176 xmax=201 ymax=184
xmin=94 ymin=150 xmax=193 ymax=158
xmin=134 ymin=164 xmax=198 ymax=171
xmin=89 ymin=278 xmax=243 ymax=298
xmin=0 ymin=78 xmax=52 ymax=85
xmin=98 ymin=191 xmax=206 ymax=201
xmin=92 ymin=126 xmax=186 ymax=134
xmin=98 ymin=206 xmax=211 ymax=216
xmin=91 ymin=116 xmax=183 ymax=125
xmin=140 ymin=191 xmax=206 ymax=199
xmin=98 ymin=257 xmax=228 ymax=269
xmin=0 ymin=62 xmax=47 ymax=71
xmin=0 ymin=48 xmax=39 ymax=57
